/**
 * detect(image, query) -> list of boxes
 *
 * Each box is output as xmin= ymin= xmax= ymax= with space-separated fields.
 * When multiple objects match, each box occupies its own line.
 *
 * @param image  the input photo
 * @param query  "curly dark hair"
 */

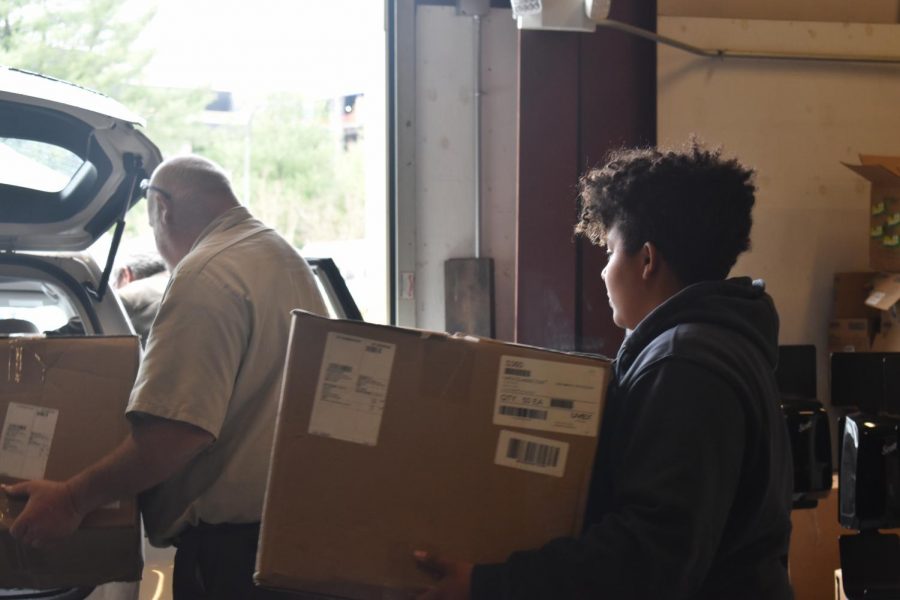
xmin=575 ymin=142 xmax=756 ymax=285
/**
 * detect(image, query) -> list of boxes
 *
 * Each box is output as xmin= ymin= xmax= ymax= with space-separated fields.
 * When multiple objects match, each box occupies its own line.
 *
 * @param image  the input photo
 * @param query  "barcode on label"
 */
xmin=506 ymin=437 xmax=560 ymax=468
xmin=499 ymin=406 xmax=547 ymax=420
xmin=504 ymin=368 xmax=531 ymax=377
xmin=550 ymin=398 xmax=574 ymax=409
xmin=494 ymin=430 xmax=568 ymax=477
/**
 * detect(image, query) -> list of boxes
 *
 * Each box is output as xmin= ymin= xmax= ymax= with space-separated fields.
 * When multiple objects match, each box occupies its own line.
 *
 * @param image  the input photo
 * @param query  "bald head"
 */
xmin=146 ymin=155 xmax=242 ymax=269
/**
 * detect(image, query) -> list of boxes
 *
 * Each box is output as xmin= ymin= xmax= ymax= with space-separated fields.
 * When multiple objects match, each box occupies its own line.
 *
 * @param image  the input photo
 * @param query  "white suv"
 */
xmin=0 ymin=66 xmax=162 ymax=600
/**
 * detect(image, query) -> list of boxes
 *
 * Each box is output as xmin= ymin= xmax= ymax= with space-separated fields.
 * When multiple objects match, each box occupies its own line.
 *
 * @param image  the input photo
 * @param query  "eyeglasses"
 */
xmin=139 ymin=178 xmax=173 ymax=201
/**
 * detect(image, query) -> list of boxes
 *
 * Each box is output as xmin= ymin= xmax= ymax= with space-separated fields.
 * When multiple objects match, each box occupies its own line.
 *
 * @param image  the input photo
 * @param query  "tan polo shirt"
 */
xmin=126 ymin=206 xmax=327 ymax=546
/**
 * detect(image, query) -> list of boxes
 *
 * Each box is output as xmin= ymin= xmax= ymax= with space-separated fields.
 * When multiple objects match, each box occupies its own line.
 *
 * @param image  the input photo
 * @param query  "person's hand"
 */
xmin=414 ymin=550 xmax=473 ymax=600
xmin=2 ymin=480 xmax=84 ymax=548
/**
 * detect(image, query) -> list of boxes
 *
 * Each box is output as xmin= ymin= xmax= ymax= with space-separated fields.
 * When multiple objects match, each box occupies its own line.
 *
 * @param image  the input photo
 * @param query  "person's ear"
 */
xmin=156 ymin=195 xmax=173 ymax=225
xmin=641 ymin=242 xmax=662 ymax=279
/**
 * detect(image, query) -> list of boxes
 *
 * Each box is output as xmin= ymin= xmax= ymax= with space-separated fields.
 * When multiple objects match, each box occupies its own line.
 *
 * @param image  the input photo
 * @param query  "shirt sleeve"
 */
xmin=472 ymin=359 xmax=748 ymax=600
xmin=126 ymin=268 xmax=250 ymax=438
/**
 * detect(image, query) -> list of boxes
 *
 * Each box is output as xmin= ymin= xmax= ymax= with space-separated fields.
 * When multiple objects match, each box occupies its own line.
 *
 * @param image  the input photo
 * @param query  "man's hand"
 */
xmin=2 ymin=480 xmax=84 ymax=548
xmin=414 ymin=550 xmax=473 ymax=600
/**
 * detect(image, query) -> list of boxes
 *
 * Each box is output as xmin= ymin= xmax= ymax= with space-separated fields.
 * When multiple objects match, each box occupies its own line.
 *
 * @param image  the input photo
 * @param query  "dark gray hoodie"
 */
xmin=472 ymin=277 xmax=794 ymax=599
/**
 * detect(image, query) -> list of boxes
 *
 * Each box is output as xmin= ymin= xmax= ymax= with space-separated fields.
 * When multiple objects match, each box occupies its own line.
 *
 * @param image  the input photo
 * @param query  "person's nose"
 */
xmin=601 ymin=264 xmax=608 ymax=281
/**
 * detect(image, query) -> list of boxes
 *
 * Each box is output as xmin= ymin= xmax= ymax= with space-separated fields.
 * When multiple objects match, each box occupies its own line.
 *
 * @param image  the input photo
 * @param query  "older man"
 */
xmin=5 ymin=155 xmax=327 ymax=599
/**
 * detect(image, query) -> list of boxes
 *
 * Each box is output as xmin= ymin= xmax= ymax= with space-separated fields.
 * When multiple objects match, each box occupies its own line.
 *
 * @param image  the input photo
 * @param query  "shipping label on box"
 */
xmin=257 ymin=311 xmax=611 ymax=599
xmin=0 ymin=335 xmax=143 ymax=589
xmin=307 ymin=332 xmax=397 ymax=447
xmin=493 ymin=355 xmax=605 ymax=436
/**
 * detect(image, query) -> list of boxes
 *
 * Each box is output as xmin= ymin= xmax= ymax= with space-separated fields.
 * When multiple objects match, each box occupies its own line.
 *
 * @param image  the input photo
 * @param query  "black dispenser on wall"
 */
xmin=775 ymin=345 xmax=833 ymax=509
xmin=831 ymin=352 xmax=900 ymax=599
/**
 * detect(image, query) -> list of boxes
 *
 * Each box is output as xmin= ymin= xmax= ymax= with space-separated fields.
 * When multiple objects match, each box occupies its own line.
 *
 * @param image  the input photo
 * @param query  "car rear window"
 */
xmin=0 ymin=137 xmax=83 ymax=192
xmin=0 ymin=278 xmax=76 ymax=332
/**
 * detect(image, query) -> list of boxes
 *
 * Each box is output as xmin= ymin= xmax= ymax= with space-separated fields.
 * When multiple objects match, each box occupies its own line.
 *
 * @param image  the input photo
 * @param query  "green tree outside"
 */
xmin=1 ymin=0 xmax=366 ymax=249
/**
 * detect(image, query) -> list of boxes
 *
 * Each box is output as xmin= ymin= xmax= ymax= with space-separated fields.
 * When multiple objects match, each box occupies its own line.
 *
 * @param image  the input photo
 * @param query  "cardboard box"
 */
xmin=872 ymin=304 xmax=900 ymax=351
xmin=833 ymin=272 xmax=877 ymax=319
xmin=789 ymin=476 xmax=841 ymax=600
xmin=257 ymin=311 xmax=610 ymax=599
xmin=0 ymin=335 xmax=143 ymax=588
xmin=829 ymin=272 xmax=879 ymax=352
xmin=828 ymin=318 xmax=872 ymax=353
xmin=789 ymin=477 xmax=900 ymax=600
xmin=843 ymin=155 xmax=900 ymax=272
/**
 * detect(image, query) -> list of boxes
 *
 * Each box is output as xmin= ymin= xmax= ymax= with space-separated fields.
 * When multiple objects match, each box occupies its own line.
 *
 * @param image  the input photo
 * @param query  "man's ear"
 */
xmin=156 ymin=195 xmax=173 ymax=225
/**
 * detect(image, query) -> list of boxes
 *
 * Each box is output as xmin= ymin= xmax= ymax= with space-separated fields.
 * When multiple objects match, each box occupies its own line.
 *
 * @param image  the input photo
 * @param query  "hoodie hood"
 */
xmin=616 ymin=277 xmax=779 ymax=378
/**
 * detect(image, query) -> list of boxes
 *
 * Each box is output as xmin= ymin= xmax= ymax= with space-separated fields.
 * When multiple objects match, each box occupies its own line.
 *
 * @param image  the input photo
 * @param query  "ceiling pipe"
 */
xmin=513 ymin=0 xmax=900 ymax=66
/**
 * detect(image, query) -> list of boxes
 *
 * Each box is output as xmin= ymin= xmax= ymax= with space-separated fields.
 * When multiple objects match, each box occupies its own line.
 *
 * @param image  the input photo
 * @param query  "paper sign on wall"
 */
xmin=493 ymin=355 xmax=606 ymax=437
xmin=0 ymin=402 xmax=59 ymax=480
xmin=308 ymin=332 xmax=396 ymax=446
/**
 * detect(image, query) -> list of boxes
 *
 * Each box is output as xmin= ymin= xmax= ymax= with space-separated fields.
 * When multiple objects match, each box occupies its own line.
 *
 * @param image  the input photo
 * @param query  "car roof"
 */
xmin=0 ymin=67 xmax=163 ymax=252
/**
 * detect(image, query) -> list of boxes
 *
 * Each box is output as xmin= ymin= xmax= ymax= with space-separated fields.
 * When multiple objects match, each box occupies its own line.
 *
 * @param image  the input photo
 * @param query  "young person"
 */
xmin=417 ymin=143 xmax=794 ymax=600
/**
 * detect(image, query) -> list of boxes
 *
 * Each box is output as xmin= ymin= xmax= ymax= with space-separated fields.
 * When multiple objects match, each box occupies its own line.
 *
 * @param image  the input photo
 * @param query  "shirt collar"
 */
xmin=189 ymin=205 xmax=252 ymax=254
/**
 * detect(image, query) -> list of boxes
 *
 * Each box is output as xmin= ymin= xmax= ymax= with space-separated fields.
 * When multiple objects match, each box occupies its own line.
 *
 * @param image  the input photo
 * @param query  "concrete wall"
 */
xmin=410 ymin=5 xmax=517 ymax=339
xmin=658 ymin=16 xmax=900 ymax=402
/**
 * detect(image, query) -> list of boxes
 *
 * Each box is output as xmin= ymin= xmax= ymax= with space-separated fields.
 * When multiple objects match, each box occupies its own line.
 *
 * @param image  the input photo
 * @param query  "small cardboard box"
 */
xmin=872 ymin=304 xmax=900 ymax=352
xmin=829 ymin=272 xmax=879 ymax=352
xmin=833 ymin=272 xmax=878 ymax=319
xmin=865 ymin=274 xmax=900 ymax=351
xmin=828 ymin=318 xmax=872 ymax=353
xmin=257 ymin=311 xmax=611 ymax=599
xmin=0 ymin=335 xmax=143 ymax=589
xmin=843 ymin=155 xmax=900 ymax=272
xmin=788 ymin=475 xmax=841 ymax=600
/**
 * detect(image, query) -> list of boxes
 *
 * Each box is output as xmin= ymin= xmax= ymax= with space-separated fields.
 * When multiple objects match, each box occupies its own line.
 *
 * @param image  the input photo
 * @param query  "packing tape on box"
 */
xmin=7 ymin=339 xmax=24 ymax=384
xmin=6 ymin=339 xmax=48 ymax=384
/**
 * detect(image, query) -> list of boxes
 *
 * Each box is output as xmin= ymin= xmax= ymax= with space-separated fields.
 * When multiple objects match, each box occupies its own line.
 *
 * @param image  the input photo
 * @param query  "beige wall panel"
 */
xmin=415 ymin=7 xmax=517 ymax=339
xmin=658 ymin=17 xmax=900 ymax=404
xmin=659 ymin=0 xmax=899 ymax=24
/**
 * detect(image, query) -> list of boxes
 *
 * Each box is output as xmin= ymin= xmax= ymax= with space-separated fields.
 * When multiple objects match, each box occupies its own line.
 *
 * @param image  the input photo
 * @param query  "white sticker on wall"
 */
xmin=308 ymin=332 xmax=396 ymax=446
xmin=493 ymin=355 xmax=607 ymax=437
xmin=0 ymin=402 xmax=59 ymax=480
xmin=494 ymin=430 xmax=569 ymax=478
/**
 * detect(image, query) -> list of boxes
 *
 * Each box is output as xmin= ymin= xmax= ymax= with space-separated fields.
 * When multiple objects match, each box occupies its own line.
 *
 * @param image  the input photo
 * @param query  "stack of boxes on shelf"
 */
xmin=830 ymin=156 xmax=900 ymax=353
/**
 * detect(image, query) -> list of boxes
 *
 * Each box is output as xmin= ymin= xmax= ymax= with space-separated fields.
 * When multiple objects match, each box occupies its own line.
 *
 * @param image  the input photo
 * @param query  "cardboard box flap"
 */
xmin=859 ymin=155 xmax=900 ymax=176
xmin=843 ymin=163 xmax=900 ymax=186
xmin=866 ymin=274 xmax=900 ymax=311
